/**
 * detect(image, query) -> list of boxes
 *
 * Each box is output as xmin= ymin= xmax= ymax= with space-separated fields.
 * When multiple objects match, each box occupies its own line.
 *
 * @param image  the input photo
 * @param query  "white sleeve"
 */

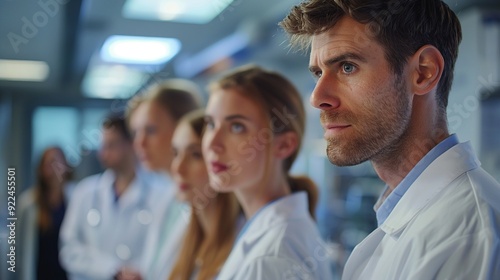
xmin=59 ymin=182 xmax=121 ymax=280
xmin=408 ymin=229 xmax=499 ymax=280
xmin=233 ymin=256 xmax=315 ymax=280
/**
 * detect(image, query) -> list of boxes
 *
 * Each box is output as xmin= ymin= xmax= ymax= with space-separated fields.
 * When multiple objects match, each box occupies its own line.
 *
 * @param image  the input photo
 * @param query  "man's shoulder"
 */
xmin=411 ymin=168 xmax=500 ymax=238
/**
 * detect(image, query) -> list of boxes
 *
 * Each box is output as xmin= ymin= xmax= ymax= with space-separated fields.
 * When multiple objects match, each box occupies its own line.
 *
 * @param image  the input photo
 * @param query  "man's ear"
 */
xmin=408 ymin=44 xmax=444 ymax=96
xmin=273 ymin=131 xmax=299 ymax=159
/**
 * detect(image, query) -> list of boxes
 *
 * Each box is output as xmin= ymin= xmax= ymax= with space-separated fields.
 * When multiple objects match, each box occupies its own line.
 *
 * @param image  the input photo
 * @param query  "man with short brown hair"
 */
xmin=281 ymin=1 xmax=500 ymax=279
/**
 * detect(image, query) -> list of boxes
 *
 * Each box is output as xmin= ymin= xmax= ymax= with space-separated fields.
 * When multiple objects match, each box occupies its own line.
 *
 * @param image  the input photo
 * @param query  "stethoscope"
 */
xmin=86 ymin=172 xmax=153 ymax=260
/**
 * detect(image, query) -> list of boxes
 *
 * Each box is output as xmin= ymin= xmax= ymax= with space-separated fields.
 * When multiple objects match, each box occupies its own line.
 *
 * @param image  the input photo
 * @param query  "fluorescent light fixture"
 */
xmin=82 ymin=64 xmax=148 ymax=99
xmin=175 ymin=32 xmax=249 ymax=78
xmin=123 ymin=0 xmax=235 ymax=24
xmin=100 ymin=35 xmax=181 ymax=65
xmin=0 ymin=59 xmax=49 ymax=82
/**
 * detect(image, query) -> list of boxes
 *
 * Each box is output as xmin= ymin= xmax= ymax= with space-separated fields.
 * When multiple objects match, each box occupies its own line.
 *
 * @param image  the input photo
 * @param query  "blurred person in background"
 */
xmin=126 ymin=79 xmax=202 ymax=280
xmin=59 ymin=114 xmax=163 ymax=280
xmin=202 ymin=65 xmax=333 ymax=279
xmin=18 ymin=146 xmax=75 ymax=280
xmin=167 ymin=110 xmax=243 ymax=280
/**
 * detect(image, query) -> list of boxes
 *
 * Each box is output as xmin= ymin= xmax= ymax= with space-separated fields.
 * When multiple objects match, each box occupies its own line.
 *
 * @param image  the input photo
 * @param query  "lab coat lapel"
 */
xmin=95 ymin=170 xmax=117 ymax=243
xmin=342 ymin=228 xmax=386 ymax=279
xmin=381 ymin=142 xmax=480 ymax=236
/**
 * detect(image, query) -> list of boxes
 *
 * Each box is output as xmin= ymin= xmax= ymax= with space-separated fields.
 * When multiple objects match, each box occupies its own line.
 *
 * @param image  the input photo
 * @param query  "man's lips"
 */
xmin=323 ymin=124 xmax=351 ymax=137
xmin=210 ymin=161 xmax=229 ymax=174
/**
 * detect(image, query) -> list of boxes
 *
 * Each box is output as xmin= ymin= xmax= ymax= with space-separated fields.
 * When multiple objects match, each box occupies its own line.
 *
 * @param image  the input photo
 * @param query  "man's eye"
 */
xmin=342 ymin=63 xmax=356 ymax=74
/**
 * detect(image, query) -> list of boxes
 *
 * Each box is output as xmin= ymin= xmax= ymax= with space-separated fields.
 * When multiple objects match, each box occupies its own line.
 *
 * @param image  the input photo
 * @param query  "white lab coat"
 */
xmin=140 ymin=180 xmax=190 ymax=280
xmin=343 ymin=142 xmax=500 ymax=280
xmin=59 ymin=169 xmax=166 ymax=280
xmin=217 ymin=192 xmax=334 ymax=280
xmin=16 ymin=182 xmax=75 ymax=280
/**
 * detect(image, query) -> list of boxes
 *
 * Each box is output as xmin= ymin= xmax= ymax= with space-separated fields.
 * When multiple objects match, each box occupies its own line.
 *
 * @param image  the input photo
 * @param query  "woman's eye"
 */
xmin=192 ymin=151 xmax=203 ymax=159
xmin=342 ymin=63 xmax=356 ymax=74
xmin=205 ymin=119 xmax=214 ymax=130
xmin=145 ymin=126 xmax=157 ymax=135
xmin=230 ymin=123 xmax=245 ymax=134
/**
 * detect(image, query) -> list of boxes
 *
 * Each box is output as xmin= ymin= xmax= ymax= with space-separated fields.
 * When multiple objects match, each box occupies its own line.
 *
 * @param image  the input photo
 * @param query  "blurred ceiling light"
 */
xmin=100 ymin=35 xmax=181 ymax=65
xmin=123 ymin=0 xmax=235 ymax=24
xmin=82 ymin=64 xmax=147 ymax=99
xmin=175 ymin=32 xmax=249 ymax=78
xmin=0 ymin=59 xmax=49 ymax=82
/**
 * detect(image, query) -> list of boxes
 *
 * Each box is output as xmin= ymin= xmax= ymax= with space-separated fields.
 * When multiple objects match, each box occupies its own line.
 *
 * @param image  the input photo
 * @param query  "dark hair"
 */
xmin=209 ymin=65 xmax=318 ymax=218
xmin=102 ymin=113 xmax=131 ymax=142
xmin=36 ymin=147 xmax=72 ymax=231
xmin=280 ymin=0 xmax=462 ymax=111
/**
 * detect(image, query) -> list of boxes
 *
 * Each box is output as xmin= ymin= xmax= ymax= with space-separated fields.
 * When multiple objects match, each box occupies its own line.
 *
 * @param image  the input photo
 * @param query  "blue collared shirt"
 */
xmin=376 ymin=134 xmax=460 ymax=226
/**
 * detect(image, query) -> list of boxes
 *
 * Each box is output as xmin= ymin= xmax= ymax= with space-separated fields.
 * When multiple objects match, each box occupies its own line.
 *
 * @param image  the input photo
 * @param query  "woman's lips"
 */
xmin=210 ymin=161 xmax=229 ymax=174
xmin=178 ymin=183 xmax=189 ymax=191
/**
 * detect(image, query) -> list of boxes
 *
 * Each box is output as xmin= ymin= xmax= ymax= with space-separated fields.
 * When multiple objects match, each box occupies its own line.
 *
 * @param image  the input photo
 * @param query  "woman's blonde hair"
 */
xmin=208 ymin=65 xmax=318 ymax=218
xmin=168 ymin=110 xmax=241 ymax=280
xmin=126 ymin=79 xmax=202 ymax=124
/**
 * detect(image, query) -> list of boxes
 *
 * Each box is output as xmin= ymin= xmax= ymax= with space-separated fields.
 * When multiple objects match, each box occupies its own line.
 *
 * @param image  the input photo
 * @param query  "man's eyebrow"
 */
xmin=309 ymin=52 xmax=367 ymax=73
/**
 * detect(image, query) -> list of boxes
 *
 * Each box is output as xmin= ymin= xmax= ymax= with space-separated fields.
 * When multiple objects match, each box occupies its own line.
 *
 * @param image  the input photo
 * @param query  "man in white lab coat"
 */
xmin=281 ymin=1 xmax=500 ymax=279
xmin=60 ymin=115 xmax=165 ymax=280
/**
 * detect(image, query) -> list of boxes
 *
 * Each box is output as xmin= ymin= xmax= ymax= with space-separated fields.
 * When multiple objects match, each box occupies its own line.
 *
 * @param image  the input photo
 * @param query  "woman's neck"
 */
xmin=235 ymin=174 xmax=290 ymax=219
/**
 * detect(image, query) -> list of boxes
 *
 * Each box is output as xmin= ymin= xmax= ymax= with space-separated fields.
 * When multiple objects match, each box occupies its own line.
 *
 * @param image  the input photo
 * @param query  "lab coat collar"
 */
xmin=97 ymin=168 xmax=148 ymax=209
xmin=219 ymin=192 xmax=310 ymax=278
xmin=380 ymin=142 xmax=481 ymax=236
xmin=237 ymin=192 xmax=310 ymax=248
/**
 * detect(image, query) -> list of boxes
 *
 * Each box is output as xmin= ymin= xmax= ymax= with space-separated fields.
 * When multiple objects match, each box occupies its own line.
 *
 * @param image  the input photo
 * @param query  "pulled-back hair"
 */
xmin=209 ymin=65 xmax=318 ymax=218
xmin=280 ymin=0 xmax=462 ymax=111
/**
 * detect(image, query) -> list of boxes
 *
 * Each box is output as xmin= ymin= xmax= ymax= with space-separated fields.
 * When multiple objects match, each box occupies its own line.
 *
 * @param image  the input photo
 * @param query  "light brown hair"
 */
xmin=280 ymin=0 xmax=462 ymax=111
xmin=126 ymin=79 xmax=202 ymax=125
xmin=209 ymin=65 xmax=318 ymax=218
xmin=168 ymin=110 xmax=241 ymax=280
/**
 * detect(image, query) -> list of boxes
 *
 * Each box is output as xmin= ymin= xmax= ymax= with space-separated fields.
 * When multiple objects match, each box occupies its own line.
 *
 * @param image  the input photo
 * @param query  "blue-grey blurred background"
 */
xmin=1 ymin=0 xmax=499 ymax=279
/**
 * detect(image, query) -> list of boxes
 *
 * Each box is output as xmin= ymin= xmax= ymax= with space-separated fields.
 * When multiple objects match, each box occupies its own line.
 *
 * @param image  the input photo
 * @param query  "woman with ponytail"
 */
xmin=202 ymin=65 xmax=333 ymax=279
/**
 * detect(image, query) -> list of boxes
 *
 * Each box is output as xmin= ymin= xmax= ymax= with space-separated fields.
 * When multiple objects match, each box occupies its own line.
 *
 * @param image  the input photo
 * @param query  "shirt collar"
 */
xmin=376 ymin=134 xmax=460 ymax=226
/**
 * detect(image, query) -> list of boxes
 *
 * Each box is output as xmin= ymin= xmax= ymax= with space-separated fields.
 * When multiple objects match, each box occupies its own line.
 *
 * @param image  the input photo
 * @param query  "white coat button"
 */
xmin=116 ymin=244 xmax=131 ymax=260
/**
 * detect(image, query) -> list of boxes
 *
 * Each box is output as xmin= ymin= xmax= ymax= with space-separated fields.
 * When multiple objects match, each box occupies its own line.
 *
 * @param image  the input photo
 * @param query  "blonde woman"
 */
xmin=126 ymin=79 xmax=202 ymax=280
xmin=168 ymin=110 xmax=242 ymax=280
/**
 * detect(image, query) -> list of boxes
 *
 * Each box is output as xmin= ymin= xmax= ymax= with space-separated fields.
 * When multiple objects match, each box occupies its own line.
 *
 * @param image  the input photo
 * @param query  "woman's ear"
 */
xmin=409 ymin=44 xmax=444 ymax=96
xmin=273 ymin=132 xmax=299 ymax=159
